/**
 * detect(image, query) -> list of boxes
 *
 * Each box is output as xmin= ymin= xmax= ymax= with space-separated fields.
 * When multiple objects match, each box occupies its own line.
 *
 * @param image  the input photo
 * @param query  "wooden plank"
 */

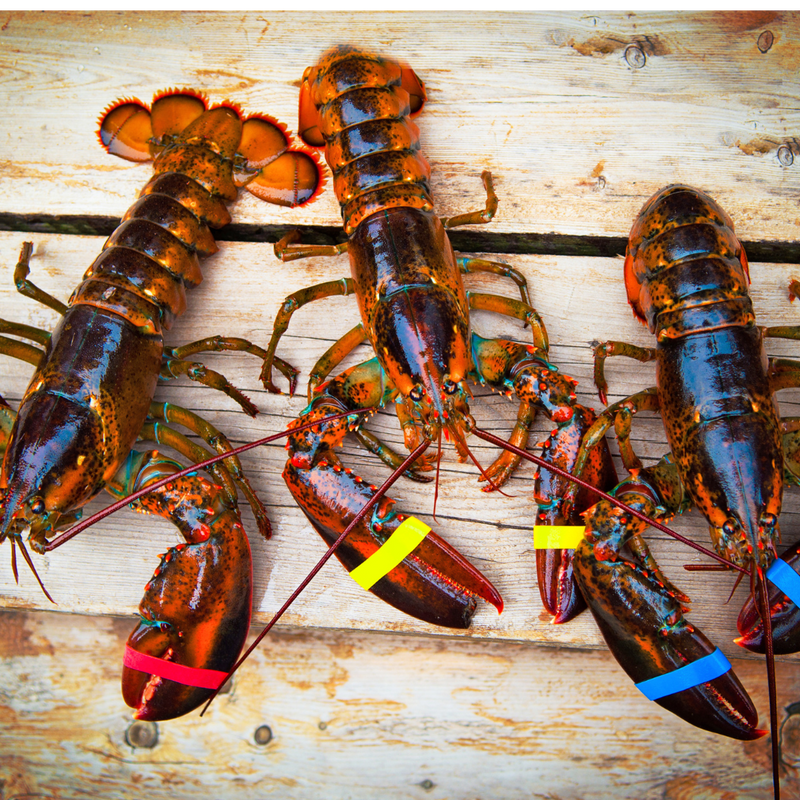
xmin=0 ymin=606 xmax=795 ymax=799
xmin=1 ymin=230 xmax=799 ymax=666
xmin=0 ymin=11 xmax=798 ymax=242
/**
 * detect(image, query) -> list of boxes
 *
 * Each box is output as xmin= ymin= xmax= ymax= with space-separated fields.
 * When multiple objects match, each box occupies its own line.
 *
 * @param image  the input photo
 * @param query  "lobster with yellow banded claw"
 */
xmin=553 ymin=184 xmax=800 ymax=797
xmin=260 ymin=45 xmax=617 ymax=629
xmin=0 ymin=90 xmax=322 ymax=720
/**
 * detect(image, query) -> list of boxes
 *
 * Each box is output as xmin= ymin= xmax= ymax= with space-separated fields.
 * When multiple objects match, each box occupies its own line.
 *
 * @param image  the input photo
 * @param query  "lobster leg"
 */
xmin=170 ymin=335 xmax=299 ymax=396
xmin=441 ymin=171 xmax=498 ymax=229
xmin=572 ymin=457 xmax=764 ymax=740
xmin=284 ymin=356 xmax=503 ymax=627
xmin=145 ymin=401 xmax=271 ymax=539
xmin=458 ymin=256 xmax=531 ymax=307
xmin=260 ymin=272 xmax=356 ymax=392
xmin=108 ymin=449 xmax=252 ymax=721
xmin=593 ymin=340 xmax=657 ymax=405
xmin=13 ymin=242 xmax=69 ymax=315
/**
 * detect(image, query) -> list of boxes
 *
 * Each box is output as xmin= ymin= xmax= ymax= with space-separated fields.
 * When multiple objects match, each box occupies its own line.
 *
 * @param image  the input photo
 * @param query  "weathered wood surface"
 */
xmin=0 ymin=11 xmax=798 ymax=243
xmin=1 ymin=11 xmax=800 ymax=799
xmin=1 ymin=607 xmax=799 ymax=800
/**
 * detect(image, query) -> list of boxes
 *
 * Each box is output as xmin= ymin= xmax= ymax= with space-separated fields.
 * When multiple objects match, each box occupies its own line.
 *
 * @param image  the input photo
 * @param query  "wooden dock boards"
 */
xmin=0 ymin=11 xmax=799 ymax=798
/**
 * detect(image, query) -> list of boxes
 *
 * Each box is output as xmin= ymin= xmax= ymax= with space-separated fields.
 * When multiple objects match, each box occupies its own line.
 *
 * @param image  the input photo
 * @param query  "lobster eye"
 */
xmin=443 ymin=379 xmax=458 ymax=395
xmin=28 ymin=497 xmax=45 ymax=515
xmin=762 ymin=512 xmax=778 ymax=528
xmin=409 ymin=386 xmax=424 ymax=402
xmin=722 ymin=518 xmax=737 ymax=536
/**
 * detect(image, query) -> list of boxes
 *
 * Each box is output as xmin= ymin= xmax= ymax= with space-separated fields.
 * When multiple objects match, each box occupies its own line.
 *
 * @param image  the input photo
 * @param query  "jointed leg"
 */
xmin=261 ymin=277 xmax=356 ymax=393
xmin=169 ymin=335 xmax=299 ymax=397
xmin=146 ymin=401 xmax=272 ymax=539
xmin=13 ymin=242 xmax=68 ymax=315
xmin=273 ymin=229 xmax=349 ymax=263
xmin=442 ymin=171 xmax=498 ymax=229
xmin=593 ymin=341 xmax=657 ymax=404
xmin=468 ymin=292 xmax=549 ymax=353
xmin=458 ymin=256 xmax=531 ymax=308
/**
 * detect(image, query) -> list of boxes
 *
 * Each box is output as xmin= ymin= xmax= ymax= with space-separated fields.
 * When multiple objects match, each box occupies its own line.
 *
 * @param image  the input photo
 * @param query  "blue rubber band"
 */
xmin=767 ymin=558 xmax=800 ymax=606
xmin=635 ymin=648 xmax=731 ymax=701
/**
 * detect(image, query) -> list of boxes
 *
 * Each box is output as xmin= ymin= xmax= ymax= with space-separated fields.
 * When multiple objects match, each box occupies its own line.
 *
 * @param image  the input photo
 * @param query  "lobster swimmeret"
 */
xmin=0 ymin=91 xmax=322 ymax=720
xmin=557 ymin=185 xmax=800 ymax=762
xmin=260 ymin=45 xmax=617 ymax=628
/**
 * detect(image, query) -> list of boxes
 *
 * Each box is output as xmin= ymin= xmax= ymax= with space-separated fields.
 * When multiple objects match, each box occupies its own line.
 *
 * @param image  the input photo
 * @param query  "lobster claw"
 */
xmin=535 ymin=405 xmax=618 ymax=623
xmin=572 ymin=467 xmax=764 ymax=741
xmin=283 ymin=459 xmax=502 ymax=629
xmin=117 ymin=456 xmax=253 ymax=720
xmin=575 ymin=536 xmax=763 ymax=739
xmin=737 ymin=542 xmax=800 ymax=655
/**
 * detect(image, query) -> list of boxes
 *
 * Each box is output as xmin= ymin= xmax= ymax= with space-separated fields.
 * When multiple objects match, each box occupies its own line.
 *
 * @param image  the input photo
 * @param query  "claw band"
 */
xmin=349 ymin=516 xmax=430 ymax=590
xmin=766 ymin=558 xmax=800 ymax=605
xmin=123 ymin=645 xmax=229 ymax=690
xmin=634 ymin=648 xmax=731 ymax=701
xmin=534 ymin=526 xmax=584 ymax=549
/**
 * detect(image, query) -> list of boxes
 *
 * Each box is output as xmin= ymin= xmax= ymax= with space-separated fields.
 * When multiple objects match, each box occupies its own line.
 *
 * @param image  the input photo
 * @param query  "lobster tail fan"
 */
xmin=98 ymin=101 xmax=153 ymax=162
xmin=236 ymin=114 xmax=324 ymax=207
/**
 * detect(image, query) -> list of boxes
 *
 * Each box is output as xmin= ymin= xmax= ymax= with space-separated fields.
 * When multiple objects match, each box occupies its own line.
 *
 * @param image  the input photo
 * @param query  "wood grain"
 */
xmin=0 ymin=607 xmax=797 ymax=800
xmin=0 ymin=11 xmax=798 ymax=240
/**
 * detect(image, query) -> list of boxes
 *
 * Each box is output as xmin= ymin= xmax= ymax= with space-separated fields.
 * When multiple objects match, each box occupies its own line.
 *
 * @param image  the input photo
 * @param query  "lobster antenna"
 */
xmin=470 ymin=425 xmax=745 ymax=573
xmin=432 ymin=426 xmax=442 ymax=521
xmin=15 ymin=536 xmax=55 ymax=604
xmin=758 ymin=569 xmax=781 ymax=800
xmin=199 ymin=437 xmax=431 ymax=717
xmin=42 ymin=408 xmax=372 ymax=551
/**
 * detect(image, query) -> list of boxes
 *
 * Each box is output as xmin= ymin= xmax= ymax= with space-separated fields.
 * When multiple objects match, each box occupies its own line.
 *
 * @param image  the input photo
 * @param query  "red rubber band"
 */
xmin=123 ymin=645 xmax=229 ymax=690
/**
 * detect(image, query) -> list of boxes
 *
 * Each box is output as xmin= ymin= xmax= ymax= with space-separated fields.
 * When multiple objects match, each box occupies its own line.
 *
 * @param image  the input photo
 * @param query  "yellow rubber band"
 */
xmin=533 ymin=525 xmax=585 ymax=549
xmin=349 ymin=516 xmax=431 ymax=590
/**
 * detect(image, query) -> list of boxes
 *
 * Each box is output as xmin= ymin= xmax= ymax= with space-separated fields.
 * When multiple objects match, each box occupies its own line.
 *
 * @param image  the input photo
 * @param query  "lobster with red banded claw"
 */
xmin=259 ymin=45 xmax=617 ymax=630
xmin=0 ymin=90 xmax=322 ymax=720
xmin=551 ymin=184 xmax=800 ymax=797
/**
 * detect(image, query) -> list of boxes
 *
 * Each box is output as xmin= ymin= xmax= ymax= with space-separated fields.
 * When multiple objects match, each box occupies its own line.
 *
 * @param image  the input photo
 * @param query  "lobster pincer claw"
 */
xmin=534 ymin=404 xmax=618 ymax=624
xmin=737 ymin=542 xmax=800 ymax=655
xmin=573 ymin=463 xmax=764 ymax=741
xmin=113 ymin=451 xmax=253 ymax=720
xmin=284 ymin=459 xmax=502 ymax=628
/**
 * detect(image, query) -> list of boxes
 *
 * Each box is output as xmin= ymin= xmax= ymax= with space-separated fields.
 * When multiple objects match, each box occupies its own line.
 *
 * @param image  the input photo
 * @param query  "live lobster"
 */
xmin=0 ymin=90 xmax=321 ymax=720
xmin=259 ymin=45 xmax=617 ymax=629
xmin=552 ymin=184 xmax=800 ymax=796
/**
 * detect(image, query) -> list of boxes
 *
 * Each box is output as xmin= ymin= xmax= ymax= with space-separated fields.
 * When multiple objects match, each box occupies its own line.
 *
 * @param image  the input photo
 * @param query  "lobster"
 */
xmin=258 ymin=45 xmax=617 ymax=630
xmin=0 ymin=90 xmax=322 ymax=720
xmin=552 ymin=184 xmax=800 ymax=797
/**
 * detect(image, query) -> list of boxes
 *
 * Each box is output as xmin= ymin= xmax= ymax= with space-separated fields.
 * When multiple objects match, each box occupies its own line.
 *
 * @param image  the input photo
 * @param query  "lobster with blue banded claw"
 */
xmin=552 ymin=184 xmax=800 ymax=797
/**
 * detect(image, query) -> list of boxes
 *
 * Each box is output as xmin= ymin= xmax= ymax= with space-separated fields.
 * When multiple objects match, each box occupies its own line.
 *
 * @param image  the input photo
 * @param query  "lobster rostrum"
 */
xmin=0 ymin=91 xmax=322 ymax=720
xmin=554 ymin=185 xmax=800 ymax=793
xmin=260 ymin=45 xmax=617 ymax=629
